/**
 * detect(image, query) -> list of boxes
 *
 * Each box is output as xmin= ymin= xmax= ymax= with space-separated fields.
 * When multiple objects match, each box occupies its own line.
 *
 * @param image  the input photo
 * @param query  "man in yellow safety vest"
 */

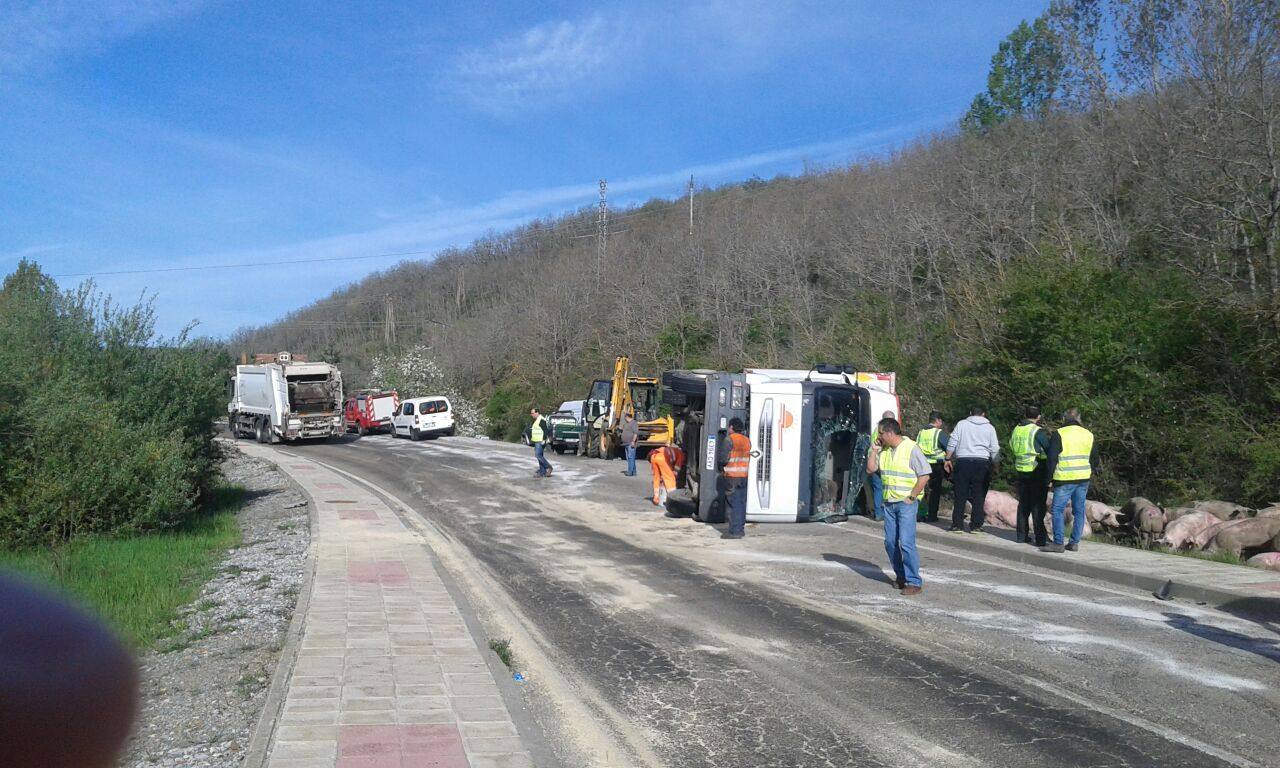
xmin=867 ymin=417 xmax=932 ymax=594
xmin=528 ymin=408 xmax=553 ymax=478
xmin=1009 ymin=405 xmax=1050 ymax=546
xmin=1041 ymin=408 xmax=1096 ymax=553
xmin=914 ymin=411 xmax=949 ymax=523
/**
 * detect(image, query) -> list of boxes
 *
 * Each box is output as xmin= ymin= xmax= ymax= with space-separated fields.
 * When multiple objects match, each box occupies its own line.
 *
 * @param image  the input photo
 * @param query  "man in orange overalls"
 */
xmin=649 ymin=444 xmax=685 ymax=506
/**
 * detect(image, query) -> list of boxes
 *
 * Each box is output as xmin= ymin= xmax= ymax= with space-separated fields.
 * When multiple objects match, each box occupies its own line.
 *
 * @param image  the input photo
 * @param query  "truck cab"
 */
xmin=344 ymin=390 xmax=399 ymax=436
xmin=664 ymin=366 xmax=883 ymax=523
xmin=548 ymin=400 xmax=584 ymax=454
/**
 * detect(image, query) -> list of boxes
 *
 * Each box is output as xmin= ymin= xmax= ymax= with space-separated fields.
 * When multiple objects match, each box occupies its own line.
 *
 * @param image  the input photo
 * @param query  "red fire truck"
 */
xmin=343 ymin=389 xmax=399 ymax=436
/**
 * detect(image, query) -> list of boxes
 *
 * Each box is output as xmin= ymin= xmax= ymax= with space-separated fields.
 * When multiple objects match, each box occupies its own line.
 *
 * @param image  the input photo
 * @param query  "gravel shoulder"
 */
xmin=121 ymin=448 xmax=311 ymax=768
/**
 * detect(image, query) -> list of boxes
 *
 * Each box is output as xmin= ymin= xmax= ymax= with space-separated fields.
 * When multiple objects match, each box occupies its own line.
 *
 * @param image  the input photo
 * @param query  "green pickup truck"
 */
xmin=547 ymin=400 xmax=583 ymax=454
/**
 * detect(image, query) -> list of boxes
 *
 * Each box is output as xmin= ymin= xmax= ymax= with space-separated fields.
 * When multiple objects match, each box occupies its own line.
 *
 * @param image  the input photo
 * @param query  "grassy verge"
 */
xmin=0 ymin=484 xmax=244 ymax=648
xmin=1088 ymin=531 xmax=1247 ymax=566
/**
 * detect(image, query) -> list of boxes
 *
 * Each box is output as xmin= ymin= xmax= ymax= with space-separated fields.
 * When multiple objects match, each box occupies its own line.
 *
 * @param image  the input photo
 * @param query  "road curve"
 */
xmin=273 ymin=433 xmax=1280 ymax=768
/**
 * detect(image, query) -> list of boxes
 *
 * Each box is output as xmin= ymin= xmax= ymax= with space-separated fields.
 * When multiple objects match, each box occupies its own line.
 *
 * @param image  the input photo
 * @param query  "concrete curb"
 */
xmin=240 ymin=445 xmax=320 ymax=768
xmin=844 ymin=516 xmax=1280 ymax=621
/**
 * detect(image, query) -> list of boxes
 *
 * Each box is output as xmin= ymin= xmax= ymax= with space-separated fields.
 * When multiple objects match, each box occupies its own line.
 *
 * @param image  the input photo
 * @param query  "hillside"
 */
xmin=234 ymin=1 xmax=1280 ymax=506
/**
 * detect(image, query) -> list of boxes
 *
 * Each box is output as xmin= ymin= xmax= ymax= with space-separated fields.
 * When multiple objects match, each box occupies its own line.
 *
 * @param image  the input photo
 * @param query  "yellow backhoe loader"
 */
xmin=578 ymin=356 xmax=674 ymax=459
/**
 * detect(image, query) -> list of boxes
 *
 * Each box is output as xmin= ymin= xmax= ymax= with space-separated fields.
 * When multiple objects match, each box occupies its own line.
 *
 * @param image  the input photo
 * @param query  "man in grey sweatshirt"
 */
xmin=944 ymin=405 xmax=1000 ymax=532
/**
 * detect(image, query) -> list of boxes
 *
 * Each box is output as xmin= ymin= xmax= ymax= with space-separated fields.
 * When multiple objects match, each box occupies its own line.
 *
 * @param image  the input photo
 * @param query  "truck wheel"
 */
xmin=256 ymin=418 xmax=268 ymax=444
xmin=553 ymin=445 xmax=565 ymax=455
xmin=585 ymin=427 xmax=599 ymax=458
xmin=410 ymin=428 xmax=420 ymax=441
xmin=357 ymin=423 xmax=366 ymax=437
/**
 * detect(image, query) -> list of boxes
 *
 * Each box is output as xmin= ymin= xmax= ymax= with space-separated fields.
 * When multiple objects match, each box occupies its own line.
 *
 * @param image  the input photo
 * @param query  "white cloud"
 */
xmin=444 ymin=2 xmax=842 ymax=115
xmin=0 ymin=0 xmax=204 ymax=74
xmin=448 ymin=13 xmax=624 ymax=114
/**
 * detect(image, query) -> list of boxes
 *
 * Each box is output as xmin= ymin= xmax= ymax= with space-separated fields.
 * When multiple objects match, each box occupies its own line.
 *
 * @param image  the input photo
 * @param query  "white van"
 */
xmin=391 ymin=396 xmax=455 ymax=440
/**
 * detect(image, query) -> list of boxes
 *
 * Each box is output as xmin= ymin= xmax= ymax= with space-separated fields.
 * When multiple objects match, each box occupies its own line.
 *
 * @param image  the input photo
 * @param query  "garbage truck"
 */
xmin=228 ymin=351 xmax=345 ymax=443
xmin=661 ymin=365 xmax=899 ymax=523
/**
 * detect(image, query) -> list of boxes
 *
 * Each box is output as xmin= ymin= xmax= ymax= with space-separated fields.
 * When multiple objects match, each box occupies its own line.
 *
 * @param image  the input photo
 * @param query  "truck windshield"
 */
xmin=809 ymin=386 xmax=866 ymax=521
xmin=629 ymin=383 xmax=659 ymax=421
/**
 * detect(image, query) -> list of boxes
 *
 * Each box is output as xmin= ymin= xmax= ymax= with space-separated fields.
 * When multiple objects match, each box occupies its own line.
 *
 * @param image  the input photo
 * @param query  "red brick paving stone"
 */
xmin=339 ymin=510 xmax=381 ymax=521
xmin=336 ymin=757 xmax=402 ymax=768
xmin=348 ymin=561 xmax=410 ymax=585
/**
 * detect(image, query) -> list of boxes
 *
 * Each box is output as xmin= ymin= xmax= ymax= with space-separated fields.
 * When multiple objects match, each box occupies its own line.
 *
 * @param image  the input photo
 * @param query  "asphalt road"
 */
xmin=279 ymin=433 xmax=1280 ymax=768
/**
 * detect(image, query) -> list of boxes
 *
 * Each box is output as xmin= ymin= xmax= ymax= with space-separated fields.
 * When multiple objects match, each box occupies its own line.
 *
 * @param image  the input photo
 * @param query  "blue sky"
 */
xmin=0 ymin=1 xmax=1046 ymax=338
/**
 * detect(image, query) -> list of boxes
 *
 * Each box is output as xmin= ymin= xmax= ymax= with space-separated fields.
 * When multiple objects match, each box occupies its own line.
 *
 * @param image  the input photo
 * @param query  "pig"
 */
xmin=1164 ymin=507 xmax=1199 ymax=523
xmin=1254 ymin=505 xmax=1280 ymax=519
xmin=1193 ymin=500 xmax=1252 ymax=520
xmin=982 ymin=490 xmax=1018 ymax=529
xmin=1040 ymin=492 xmax=1094 ymax=538
xmin=1246 ymin=552 xmax=1280 ymax=572
xmin=1158 ymin=510 xmax=1218 ymax=549
xmin=1193 ymin=518 xmax=1251 ymax=551
xmin=1087 ymin=500 xmax=1123 ymax=528
xmin=1133 ymin=505 xmax=1166 ymax=539
xmin=1211 ymin=516 xmax=1280 ymax=557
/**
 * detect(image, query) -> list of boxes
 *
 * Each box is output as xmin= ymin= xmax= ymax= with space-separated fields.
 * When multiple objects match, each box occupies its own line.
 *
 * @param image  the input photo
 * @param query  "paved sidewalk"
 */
xmin=847 ymin=515 xmax=1280 ymax=619
xmin=237 ymin=441 xmax=533 ymax=768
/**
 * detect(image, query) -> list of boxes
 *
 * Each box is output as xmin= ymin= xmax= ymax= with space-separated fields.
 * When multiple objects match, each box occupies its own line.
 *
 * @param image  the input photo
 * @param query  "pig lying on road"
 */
xmin=1194 ymin=500 xmax=1252 ymax=520
xmin=1210 ymin=516 xmax=1280 ymax=557
xmin=1247 ymin=552 xmax=1280 ymax=571
xmin=1159 ymin=511 xmax=1219 ymax=549
xmin=983 ymin=490 xmax=1018 ymax=529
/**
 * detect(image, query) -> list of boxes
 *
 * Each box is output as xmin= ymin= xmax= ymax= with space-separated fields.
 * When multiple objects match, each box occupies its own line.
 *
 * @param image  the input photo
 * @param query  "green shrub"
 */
xmin=0 ymin=261 xmax=229 ymax=548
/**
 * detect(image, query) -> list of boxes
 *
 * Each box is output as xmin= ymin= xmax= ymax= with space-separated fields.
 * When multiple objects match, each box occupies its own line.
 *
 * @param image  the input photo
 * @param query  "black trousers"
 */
xmin=1014 ymin=468 xmax=1049 ymax=545
xmin=923 ymin=462 xmax=945 ymax=521
xmin=951 ymin=458 xmax=991 ymax=529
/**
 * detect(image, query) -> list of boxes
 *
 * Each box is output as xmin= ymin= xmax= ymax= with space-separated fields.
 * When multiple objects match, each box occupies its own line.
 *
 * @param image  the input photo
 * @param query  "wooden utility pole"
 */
xmin=383 ymin=294 xmax=396 ymax=349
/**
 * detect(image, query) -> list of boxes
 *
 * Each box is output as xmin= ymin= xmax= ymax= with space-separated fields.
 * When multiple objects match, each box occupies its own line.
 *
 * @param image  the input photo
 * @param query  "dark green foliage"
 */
xmin=962 ymin=15 xmax=1063 ymax=134
xmin=951 ymin=254 xmax=1280 ymax=504
xmin=0 ymin=261 xmax=230 ymax=548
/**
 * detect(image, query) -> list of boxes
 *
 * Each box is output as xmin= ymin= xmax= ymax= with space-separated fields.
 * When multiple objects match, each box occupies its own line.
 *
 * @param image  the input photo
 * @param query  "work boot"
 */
xmin=947 ymin=526 xmax=964 ymax=533
xmin=969 ymin=526 xmax=983 ymax=535
xmin=895 ymin=578 xmax=906 ymax=589
xmin=1040 ymin=543 xmax=1065 ymax=553
xmin=721 ymin=532 xmax=744 ymax=540
xmin=1065 ymin=542 xmax=1079 ymax=552
xmin=901 ymin=585 xmax=922 ymax=596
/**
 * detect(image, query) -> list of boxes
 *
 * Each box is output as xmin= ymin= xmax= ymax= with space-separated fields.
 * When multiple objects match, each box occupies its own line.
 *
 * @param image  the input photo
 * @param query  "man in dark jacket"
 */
xmin=1009 ymin=406 xmax=1051 ymax=546
xmin=527 ymin=408 xmax=553 ymax=477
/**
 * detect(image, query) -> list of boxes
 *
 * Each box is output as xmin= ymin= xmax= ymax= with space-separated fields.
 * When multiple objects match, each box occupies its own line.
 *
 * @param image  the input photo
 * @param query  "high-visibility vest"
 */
xmin=530 ymin=417 xmax=545 ymax=443
xmin=1053 ymin=424 xmax=1094 ymax=482
xmin=916 ymin=427 xmax=944 ymax=462
xmin=880 ymin=437 xmax=921 ymax=503
xmin=1010 ymin=423 xmax=1045 ymax=472
xmin=724 ymin=433 xmax=751 ymax=479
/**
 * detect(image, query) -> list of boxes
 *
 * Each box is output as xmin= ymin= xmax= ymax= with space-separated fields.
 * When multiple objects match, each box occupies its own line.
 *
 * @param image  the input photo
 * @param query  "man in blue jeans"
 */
xmin=866 ymin=417 xmax=931 ymax=594
xmin=620 ymin=412 xmax=639 ymax=476
xmin=528 ymin=408 xmax=553 ymax=477
xmin=1042 ymin=408 xmax=1096 ymax=553
xmin=867 ymin=410 xmax=896 ymax=520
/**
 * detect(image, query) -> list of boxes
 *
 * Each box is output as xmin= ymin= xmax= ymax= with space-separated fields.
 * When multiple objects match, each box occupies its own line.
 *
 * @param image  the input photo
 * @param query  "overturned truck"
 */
xmin=662 ymin=366 xmax=898 ymax=524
